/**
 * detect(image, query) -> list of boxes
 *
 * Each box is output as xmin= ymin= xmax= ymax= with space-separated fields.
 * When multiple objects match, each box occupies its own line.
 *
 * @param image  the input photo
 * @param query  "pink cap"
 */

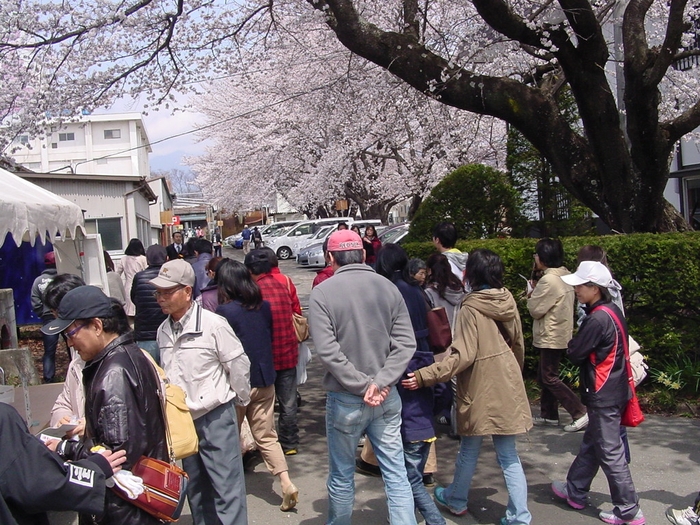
xmin=44 ymin=251 xmax=56 ymax=265
xmin=327 ymin=230 xmax=363 ymax=252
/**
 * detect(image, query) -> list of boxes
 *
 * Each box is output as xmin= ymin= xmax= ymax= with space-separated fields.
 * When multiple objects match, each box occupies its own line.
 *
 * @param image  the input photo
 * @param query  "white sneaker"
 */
xmin=564 ymin=413 xmax=589 ymax=432
xmin=666 ymin=507 xmax=700 ymax=525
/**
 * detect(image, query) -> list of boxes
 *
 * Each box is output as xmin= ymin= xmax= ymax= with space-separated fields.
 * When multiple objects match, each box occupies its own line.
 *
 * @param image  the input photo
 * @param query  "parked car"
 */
xmin=378 ymin=223 xmax=410 ymax=245
xmin=296 ymin=242 xmax=326 ymax=268
xmin=291 ymin=224 xmax=336 ymax=258
xmin=267 ymin=218 xmax=353 ymax=260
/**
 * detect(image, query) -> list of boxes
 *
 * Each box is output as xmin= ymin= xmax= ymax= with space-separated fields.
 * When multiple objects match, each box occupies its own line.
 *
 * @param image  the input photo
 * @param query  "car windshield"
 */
xmin=268 ymin=226 xmax=293 ymax=237
xmin=310 ymin=225 xmax=334 ymax=240
xmin=379 ymin=225 xmax=408 ymax=244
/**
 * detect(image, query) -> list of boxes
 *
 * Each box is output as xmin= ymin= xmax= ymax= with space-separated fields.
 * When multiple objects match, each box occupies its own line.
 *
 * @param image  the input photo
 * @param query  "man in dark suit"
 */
xmin=166 ymin=231 xmax=188 ymax=260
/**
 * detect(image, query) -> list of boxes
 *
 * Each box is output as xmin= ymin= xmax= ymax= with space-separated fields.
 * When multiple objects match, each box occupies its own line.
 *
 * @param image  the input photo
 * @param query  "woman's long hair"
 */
xmin=217 ymin=259 xmax=263 ymax=310
xmin=465 ymin=248 xmax=504 ymax=290
xmin=124 ymin=238 xmax=146 ymax=257
xmin=426 ymin=253 xmax=464 ymax=298
xmin=375 ymin=244 xmax=409 ymax=284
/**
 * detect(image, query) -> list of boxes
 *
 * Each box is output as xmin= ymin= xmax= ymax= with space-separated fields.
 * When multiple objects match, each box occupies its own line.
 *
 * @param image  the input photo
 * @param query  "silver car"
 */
xmin=296 ymin=242 xmax=326 ymax=268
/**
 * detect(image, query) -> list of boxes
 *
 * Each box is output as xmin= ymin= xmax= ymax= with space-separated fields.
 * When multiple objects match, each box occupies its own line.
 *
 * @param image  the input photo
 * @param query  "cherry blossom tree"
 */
xmin=189 ymin=14 xmax=504 ymax=221
xmin=2 ymin=1 xmax=700 ymax=231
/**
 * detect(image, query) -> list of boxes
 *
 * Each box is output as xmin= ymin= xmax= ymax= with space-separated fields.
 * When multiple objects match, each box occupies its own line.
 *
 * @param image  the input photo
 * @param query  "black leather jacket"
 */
xmin=62 ymin=333 xmax=168 ymax=525
xmin=131 ymin=265 xmax=168 ymax=341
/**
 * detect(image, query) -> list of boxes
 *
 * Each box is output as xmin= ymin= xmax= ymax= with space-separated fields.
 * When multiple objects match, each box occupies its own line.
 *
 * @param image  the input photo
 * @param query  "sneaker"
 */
xmin=283 ymin=448 xmax=298 ymax=456
xmin=551 ymin=480 xmax=585 ymax=510
xmin=355 ymin=458 xmax=381 ymax=477
xmin=599 ymin=508 xmax=645 ymax=525
xmin=666 ymin=507 xmax=700 ymax=525
xmin=357 ymin=436 xmax=366 ymax=448
xmin=422 ymin=474 xmax=436 ymax=487
xmin=564 ymin=413 xmax=589 ymax=432
xmin=434 ymin=486 xmax=468 ymax=516
xmin=533 ymin=416 xmax=559 ymax=426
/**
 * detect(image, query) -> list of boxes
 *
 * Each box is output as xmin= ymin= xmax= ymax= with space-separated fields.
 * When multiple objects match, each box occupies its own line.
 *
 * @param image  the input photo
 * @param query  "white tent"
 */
xmin=0 ymin=167 xmax=85 ymax=247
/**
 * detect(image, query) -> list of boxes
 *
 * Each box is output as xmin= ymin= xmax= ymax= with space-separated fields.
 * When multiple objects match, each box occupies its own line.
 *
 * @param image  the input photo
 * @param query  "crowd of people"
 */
xmin=5 ymin=222 xmax=696 ymax=525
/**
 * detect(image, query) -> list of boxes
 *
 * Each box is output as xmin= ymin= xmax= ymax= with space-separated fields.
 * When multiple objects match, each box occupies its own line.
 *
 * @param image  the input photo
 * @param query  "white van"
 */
xmin=267 ymin=218 xmax=383 ymax=259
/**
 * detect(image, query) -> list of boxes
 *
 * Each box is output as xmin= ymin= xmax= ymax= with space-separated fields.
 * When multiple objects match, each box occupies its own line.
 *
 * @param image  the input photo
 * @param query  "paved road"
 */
xmin=53 ymin=245 xmax=700 ymax=524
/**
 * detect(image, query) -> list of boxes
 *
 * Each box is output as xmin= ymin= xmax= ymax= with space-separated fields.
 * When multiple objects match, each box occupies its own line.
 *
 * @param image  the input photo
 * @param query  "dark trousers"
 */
xmin=566 ymin=404 xmax=640 ymax=521
xmin=41 ymin=315 xmax=60 ymax=382
xmin=537 ymin=347 xmax=586 ymax=420
xmin=275 ymin=367 xmax=299 ymax=451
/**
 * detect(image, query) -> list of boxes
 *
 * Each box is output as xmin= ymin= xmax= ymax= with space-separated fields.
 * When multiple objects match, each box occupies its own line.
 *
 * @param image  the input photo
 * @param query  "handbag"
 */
xmin=285 ymin=275 xmax=310 ymax=342
xmin=426 ymin=306 xmax=452 ymax=353
xmin=292 ymin=312 xmax=310 ymax=342
xmin=141 ymin=350 xmax=199 ymax=460
xmin=593 ymin=306 xmax=645 ymax=427
xmin=113 ymin=456 xmax=189 ymax=522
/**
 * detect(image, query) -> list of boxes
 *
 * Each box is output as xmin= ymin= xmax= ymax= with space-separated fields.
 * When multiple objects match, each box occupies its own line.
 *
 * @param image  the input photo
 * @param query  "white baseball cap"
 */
xmin=561 ymin=261 xmax=613 ymax=287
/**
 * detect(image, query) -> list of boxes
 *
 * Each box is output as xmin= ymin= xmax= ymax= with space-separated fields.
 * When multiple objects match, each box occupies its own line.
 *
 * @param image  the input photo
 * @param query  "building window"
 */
xmin=85 ymin=218 xmax=123 ymax=251
xmin=16 ymin=135 xmax=29 ymax=145
xmin=58 ymin=132 xmax=75 ymax=142
xmin=104 ymin=129 xmax=121 ymax=139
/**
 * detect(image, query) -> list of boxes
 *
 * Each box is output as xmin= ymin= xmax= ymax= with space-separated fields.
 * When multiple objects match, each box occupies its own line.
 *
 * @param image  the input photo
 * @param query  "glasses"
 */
xmin=153 ymin=286 xmax=184 ymax=299
xmin=65 ymin=323 xmax=87 ymax=339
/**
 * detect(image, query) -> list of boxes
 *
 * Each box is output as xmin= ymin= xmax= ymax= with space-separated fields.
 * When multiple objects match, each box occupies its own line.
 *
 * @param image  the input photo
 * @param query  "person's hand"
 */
xmin=58 ymin=416 xmax=86 ymax=437
xmin=401 ymin=372 xmax=419 ymax=391
xmin=363 ymin=383 xmax=388 ymax=407
xmin=99 ymin=449 xmax=127 ymax=475
xmin=67 ymin=418 xmax=86 ymax=438
xmin=45 ymin=438 xmax=61 ymax=452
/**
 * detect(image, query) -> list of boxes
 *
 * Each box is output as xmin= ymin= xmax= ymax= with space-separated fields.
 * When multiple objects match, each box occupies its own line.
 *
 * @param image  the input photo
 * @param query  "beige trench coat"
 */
xmin=415 ymin=288 xmax=532 ymax=436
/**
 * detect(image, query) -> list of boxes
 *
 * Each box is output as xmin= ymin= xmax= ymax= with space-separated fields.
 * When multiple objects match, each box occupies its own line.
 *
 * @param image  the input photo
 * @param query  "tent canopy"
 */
xmin=0 ymin=167 xmax=85 ymax=247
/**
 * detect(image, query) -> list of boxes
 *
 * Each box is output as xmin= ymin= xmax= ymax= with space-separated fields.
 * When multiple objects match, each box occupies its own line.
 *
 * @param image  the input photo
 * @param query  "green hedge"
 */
xmin=403 ymin=232 xmax=700 ymax=375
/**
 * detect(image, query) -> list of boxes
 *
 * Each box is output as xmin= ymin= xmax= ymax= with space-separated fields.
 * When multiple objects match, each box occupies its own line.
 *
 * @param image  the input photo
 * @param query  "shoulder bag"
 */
xmin=592 ymin=306 xmax=645 ymax=427
xmin=141 ymin=350 xmax=199 ymax=460
xmin=424 ymin=290 xmax=452 ymax=353
xmin=285 ymin=276 xmax=310 ymax=342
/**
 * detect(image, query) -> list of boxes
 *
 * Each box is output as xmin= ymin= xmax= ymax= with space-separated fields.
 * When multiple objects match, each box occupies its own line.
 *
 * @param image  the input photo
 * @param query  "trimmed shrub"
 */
xmin=408 ymin=164 xmax=526 ymax=242
xmin=404 ymin=232 xmax=700 ymax=376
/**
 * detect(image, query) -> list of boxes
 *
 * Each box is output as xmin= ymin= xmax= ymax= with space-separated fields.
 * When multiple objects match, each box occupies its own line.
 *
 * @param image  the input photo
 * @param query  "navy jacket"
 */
xmin=394 ymin=276 xmax=436 ymax=442
xmin=568 ymin=300 xmax=631 ymax=408
xmin=131 ymin=265 xmax=168 ymax=341
xmin=217 ymin=300 xmax=276 ymax=388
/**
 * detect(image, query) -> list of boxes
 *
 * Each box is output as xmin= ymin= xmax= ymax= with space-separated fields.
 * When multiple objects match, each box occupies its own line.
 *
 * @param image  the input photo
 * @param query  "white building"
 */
xmin=5 ymin=112 xmax=173 ymax=251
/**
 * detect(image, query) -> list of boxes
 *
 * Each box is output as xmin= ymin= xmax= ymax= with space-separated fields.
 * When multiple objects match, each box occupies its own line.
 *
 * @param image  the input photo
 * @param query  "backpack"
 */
xmin=627 ymin=335 xmax=648 ymax=387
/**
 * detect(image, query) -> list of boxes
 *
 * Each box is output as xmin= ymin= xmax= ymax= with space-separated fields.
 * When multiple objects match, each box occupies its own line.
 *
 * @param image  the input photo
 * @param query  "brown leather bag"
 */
xmin=427 ymin=306 xmax=452 ymax=353
xmin=113 ymin=456 xmax=188 ymax=522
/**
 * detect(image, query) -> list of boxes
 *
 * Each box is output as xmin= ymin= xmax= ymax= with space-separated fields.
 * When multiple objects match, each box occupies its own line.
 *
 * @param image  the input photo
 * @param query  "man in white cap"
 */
xmin=551 ymin=261 xmax=645 ymax=525
xmin=151 ymin=259 xmax=251 ymax=525
xmin=308 ymin=229 xmax=417 ymax=525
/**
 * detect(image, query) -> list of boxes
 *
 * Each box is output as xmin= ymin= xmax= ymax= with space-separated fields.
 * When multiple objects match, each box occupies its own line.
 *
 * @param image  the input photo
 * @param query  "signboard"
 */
xmin=172 ymin=216 xmax=181 ymax=225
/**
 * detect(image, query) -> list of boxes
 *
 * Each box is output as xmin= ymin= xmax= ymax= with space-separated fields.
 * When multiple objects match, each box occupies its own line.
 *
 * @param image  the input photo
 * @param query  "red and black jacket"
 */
xmin=567 ymin=300 xmax=631 ymax=408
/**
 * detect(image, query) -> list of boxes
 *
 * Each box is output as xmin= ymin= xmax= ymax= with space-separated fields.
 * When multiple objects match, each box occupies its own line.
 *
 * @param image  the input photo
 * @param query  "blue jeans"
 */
xmin=443 ymin=435 xmax=531 ymax=525
xmin=403 ymin=441 xmax=446 ymax=525
xmin=275 ymin=367 xmax=299 ymax=450
xmin=325 ymin=388 xmax=417 ymax=525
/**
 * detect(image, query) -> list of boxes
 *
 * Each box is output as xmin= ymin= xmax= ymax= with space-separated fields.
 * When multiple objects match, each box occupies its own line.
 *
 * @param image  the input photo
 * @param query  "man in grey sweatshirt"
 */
xmin=308 ymin=229 xmax=417 ymax=525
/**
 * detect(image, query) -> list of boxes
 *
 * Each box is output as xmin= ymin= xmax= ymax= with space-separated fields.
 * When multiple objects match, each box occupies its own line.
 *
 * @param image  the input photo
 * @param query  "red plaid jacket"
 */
xmin=255 ymin=273 xmax=298 ymax=370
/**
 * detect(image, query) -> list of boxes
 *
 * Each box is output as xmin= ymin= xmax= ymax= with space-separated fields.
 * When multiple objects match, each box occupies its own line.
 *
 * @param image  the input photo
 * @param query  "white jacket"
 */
xmin=157 ymin=302 xmax=251 ymax=420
